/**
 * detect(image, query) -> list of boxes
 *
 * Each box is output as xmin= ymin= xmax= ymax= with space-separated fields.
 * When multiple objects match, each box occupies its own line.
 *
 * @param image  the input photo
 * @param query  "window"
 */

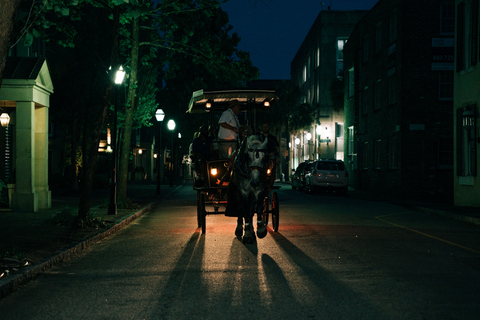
xmin=362 ymin=142 xmax=369 ymax=169
xmin=316 ymin=46 xmax=320 ymax=68
xmin=363 ymin=36 xmax=369 ymax=63
xmin=348 ymin=126 xmax=355 ymax=156
xmin=374 ymin=23 xmax=382 ymax=54
xmin=456 ymin=105 xmax=477 ymax=176
xmin=456 ymin=0 xmax=478 ymax=72
xmin=388 ymin=76 xmax=397 ymax=104
xmin=389 ymin=11 xmax=397 ymax=43
xmin=348 ymin=68 xmax=355 ymax=98
xmin=374 ymin=80 xmax=382 ymax=110
xmin=303 ymin=65 xmax=307 ymax=83
xmin=337 ymin=38 xmax=347 ymax=76
xmin=439 ymin=71 xmax=453 ymax=100
xmin=438 ymin=136 xmax=453 ymax=168
xmin=374 ymin=139 xmax=382 ymax=169
xmin=361 ymin=86 xmax=370 ymax=115
xmin=440 ymin=1 xmax=455 ymax=35
xmin=388 ymin=136 xmax=397 ymax=169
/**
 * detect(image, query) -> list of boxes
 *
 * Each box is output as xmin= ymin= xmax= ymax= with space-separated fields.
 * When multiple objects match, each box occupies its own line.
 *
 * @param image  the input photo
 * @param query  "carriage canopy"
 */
xmin=186 ymin=89 xmax=279 ymax=114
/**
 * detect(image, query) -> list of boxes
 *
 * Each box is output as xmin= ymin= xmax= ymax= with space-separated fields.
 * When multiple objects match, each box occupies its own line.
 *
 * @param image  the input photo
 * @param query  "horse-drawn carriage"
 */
xmin=187 ymin=89 xmax=280 ymax=241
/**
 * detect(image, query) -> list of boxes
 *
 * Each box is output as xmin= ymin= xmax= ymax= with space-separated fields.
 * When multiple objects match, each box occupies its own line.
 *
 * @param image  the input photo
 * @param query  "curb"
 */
xmin=414 ymin=206 xmax=480 ymax=226
xmin=0 ymin=203 xmax=154 ymax=300
xmin=0 ymin=184 xmax=183 ymax=300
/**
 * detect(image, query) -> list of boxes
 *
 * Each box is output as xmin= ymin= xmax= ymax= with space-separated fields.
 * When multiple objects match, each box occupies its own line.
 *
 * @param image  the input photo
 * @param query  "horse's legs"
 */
xmin=256 ymin=193 xmax=267 ymax=239
xmin=235 ymin=216 xmax=243 ymax=237
xmin=242 ymin=201 xmax=256 ymax=243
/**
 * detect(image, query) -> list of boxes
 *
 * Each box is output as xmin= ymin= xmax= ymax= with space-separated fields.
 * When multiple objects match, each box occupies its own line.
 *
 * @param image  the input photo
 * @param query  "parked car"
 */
xmin=292 ymin=161 xmax=315 ymax=191
xmin=305 ymin=159 xmax=348 ymax=195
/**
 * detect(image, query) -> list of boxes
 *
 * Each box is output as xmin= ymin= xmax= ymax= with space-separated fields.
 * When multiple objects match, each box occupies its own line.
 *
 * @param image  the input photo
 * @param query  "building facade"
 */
xmin=454 ymin=0 xmax=480 ymax=207
xmin=344 ymin=0 xmax=454 ymax=200
xmin=290 ymin=10 xmax=367 ymax=170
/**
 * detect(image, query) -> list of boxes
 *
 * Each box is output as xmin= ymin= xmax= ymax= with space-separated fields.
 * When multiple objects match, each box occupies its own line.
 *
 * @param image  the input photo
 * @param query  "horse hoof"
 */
xmin=242 ymin=226 xmax=256 ymax=243
xmin=235 ymin=224 xmax=243 ymax=237
xmin=257 ymin=220 xmax=267 ymax=239
xmin=242 ymin=234 xmax=256 ymax=244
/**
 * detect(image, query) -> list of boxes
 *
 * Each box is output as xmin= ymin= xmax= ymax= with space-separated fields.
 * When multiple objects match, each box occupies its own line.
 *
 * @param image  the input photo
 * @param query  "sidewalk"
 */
xmin=0 ymin=180 xmax=182 ymax=300
xmin=345 ymin=186 xmax=480 ymax=226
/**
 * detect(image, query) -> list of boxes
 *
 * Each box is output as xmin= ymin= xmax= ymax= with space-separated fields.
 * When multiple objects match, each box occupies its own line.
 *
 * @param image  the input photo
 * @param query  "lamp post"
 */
xmin=155 ymin=109 xmax=165 ymax=194
xmin=167 ymin=119 xmax=176 ymax=187
xmin=108 ymin=65 xmax=126 ymax=215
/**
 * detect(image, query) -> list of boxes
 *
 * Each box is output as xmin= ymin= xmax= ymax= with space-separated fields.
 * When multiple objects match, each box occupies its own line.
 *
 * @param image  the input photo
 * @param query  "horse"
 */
xmin=225 ymin=135 xmax=269 ymax=243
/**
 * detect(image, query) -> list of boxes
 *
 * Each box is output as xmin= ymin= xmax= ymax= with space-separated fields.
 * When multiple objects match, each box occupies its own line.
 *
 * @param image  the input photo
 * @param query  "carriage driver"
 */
xmin=218 ymin=100 xmax=241 ymax=159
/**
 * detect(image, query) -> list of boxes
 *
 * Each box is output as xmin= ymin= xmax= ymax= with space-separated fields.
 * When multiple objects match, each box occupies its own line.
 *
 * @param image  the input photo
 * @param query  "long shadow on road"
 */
xmin=269 ymin=230 xmax=390 ymax=319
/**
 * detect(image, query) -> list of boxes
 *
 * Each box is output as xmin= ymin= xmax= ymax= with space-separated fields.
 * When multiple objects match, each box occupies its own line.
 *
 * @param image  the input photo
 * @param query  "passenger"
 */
xmin=218 ymin=100 xmax=241 ymax=159
xmin=260 ymin=121 xmax=279 ymax=181
xmin=192 ymin=126 xmax=213 ymax=184
xmin=192 ymin=125 xmax=213 ymax=159
xmin=260 ymin=122 xmax=279 ymax=160
xmin=209 ymin=125 xmax=219 ymax=159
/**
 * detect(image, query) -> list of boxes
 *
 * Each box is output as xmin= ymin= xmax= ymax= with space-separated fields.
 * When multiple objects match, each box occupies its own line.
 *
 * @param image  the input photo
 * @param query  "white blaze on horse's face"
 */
xmin=246 ymin=137 xmax=268 ymax=187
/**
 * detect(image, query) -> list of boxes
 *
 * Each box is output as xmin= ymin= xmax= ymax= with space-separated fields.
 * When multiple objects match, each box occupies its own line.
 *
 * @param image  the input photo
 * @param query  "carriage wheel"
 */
xmin=262 ymin=197 xmax=269 ymax=226
xmin=271 ymin=192 xmax=279 ymax=232
xmin=196 ymin=191 xmax=202 ymax=228
xmin=200 ymin=192 xmax=206 ymax=234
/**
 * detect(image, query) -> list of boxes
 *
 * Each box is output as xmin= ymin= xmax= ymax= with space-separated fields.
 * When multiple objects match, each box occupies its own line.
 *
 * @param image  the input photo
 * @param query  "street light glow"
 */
xmin=115 ymin=66 xmax=126 ymax=84
xmin=155 ymin=108 xmax=165 ymax=122
xmin=167 ymin=119 xmax=176 ymax=131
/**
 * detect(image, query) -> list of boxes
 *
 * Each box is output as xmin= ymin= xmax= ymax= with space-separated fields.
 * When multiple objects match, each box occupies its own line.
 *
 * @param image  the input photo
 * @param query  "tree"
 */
xmin=0 ymin=0 xmax=23 ymax=87
xmin=116 ymin=0 xmax=259 ymax=202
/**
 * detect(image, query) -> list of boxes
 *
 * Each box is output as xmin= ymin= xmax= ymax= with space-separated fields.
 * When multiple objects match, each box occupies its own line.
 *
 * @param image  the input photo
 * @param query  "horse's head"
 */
xmin=245 ymin=135 xmax=268 ymax=188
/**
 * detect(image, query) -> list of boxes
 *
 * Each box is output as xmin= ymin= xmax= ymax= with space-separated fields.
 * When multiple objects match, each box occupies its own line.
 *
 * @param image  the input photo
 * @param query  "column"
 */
xmin=12 ymin=101 xmax=37 ymax=212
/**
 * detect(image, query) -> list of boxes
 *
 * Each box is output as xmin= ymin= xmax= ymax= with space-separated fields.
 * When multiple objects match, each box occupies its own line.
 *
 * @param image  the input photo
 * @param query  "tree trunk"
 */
xmin=0 ymin=0 xmax=22 ymax=87
xmin=76 ymin=8 xmax=121 ymax=224
xmin=117 ymin=17 xmax=140 ymax=204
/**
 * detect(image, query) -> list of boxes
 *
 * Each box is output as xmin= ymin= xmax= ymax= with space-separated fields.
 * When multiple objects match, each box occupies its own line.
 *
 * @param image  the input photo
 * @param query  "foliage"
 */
xmin=1 ymin=246 xmax=24 ymax=261
xmin=45 ymin=206 xmax=77 ymax=226
xmin=11 ymin=0 xmax=259 ymax=216
xmin=288 ymin=103 xmax=316 ymax=133
xmin=264 ymin=80 xmax=316 ymax=133
xmin=156 ymin=1 xmax=259 ymax=145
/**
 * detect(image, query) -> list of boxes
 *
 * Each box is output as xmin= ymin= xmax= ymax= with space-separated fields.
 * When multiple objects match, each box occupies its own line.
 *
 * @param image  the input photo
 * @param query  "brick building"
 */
xmin=290 ymin=10 xmax=366 ymax=169
xmin=343 ymin=0 xmax=454 ymax=201
xmin=454 ymin=0 xmax=480 ymax=207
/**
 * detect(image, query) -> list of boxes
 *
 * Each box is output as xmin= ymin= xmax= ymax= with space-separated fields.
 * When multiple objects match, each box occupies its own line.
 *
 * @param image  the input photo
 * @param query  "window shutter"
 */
xmin=456 ymin=108 xmax=464 ymax=176
xmin=472 ymin=0 xmax=479 ymax=66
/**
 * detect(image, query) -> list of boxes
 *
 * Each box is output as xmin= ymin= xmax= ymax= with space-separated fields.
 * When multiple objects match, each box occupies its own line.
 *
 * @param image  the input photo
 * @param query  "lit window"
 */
xmin=348 ymin=126 xmax=354 ymax=156
xmin=348 ymin=68 xmax=355 ymax=98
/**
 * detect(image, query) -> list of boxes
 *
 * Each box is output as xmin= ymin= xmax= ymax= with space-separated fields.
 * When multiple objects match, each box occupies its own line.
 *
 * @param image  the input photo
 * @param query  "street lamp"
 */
xmin=155 ymin=108 xmax=165 ymax=194
xmin=0 ymin=113 xmax=10 ymax=127
xmin=167 ymin=119 xmax=176 ymax=187
xmin=108 ymin=65 xmax=126 ymax=215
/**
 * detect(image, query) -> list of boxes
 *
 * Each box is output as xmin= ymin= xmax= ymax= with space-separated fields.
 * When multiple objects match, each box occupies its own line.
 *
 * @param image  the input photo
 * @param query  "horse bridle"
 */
xmin=246 ymin=147 xmax=268 ymax=174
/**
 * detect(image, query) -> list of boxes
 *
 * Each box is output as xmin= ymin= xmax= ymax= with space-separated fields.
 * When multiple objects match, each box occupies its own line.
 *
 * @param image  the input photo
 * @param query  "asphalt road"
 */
xmin=0 ymin=185 xmax=479 ymax=319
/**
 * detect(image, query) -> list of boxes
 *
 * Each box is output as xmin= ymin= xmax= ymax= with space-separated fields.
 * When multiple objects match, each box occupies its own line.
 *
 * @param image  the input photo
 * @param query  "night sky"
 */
xmin=221 ymin=0 xmax=379 ymax=79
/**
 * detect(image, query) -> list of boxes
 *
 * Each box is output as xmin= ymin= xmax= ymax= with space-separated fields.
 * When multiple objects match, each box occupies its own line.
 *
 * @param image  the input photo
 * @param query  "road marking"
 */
xmin=375 ymin=213 xmax=480 ymax=255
